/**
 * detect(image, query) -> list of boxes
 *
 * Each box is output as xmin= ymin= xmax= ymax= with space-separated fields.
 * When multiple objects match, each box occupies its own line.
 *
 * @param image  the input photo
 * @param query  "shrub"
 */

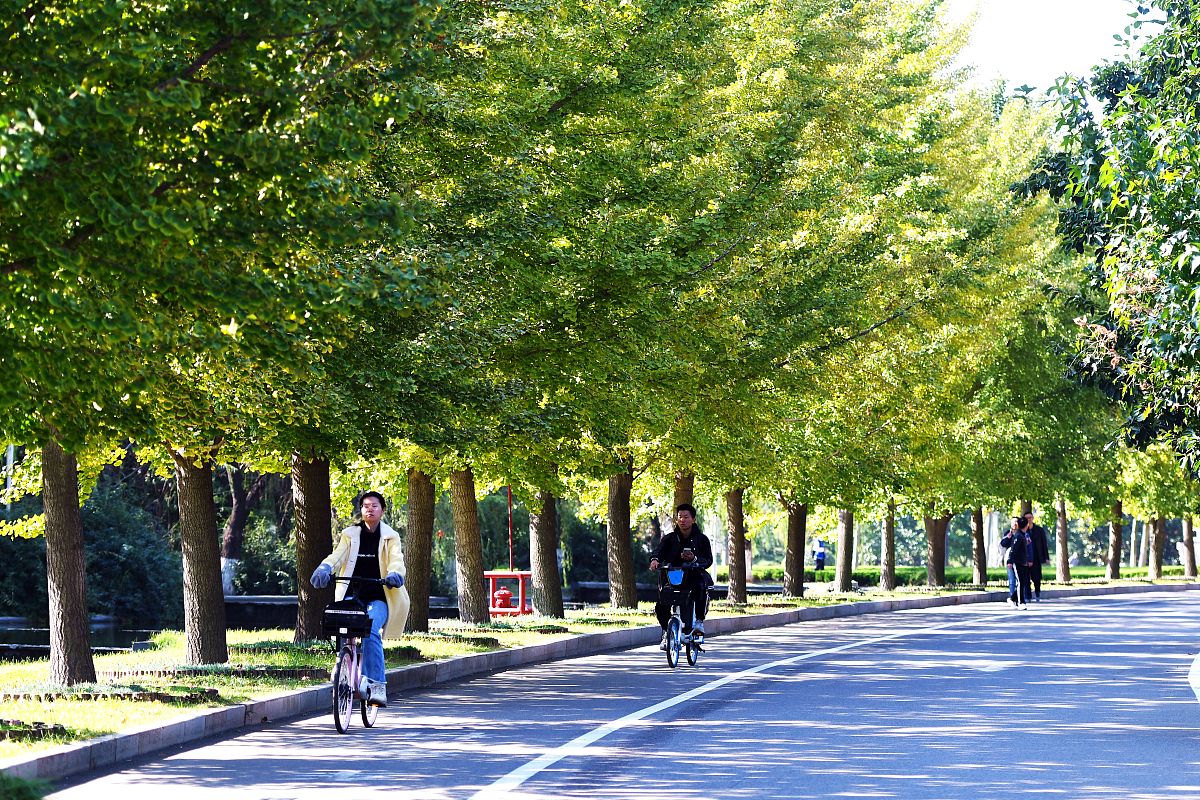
xmin=0 ymin=494 xmax=48 ymax=620
xmin=233 ymin=517 xmax=296 ymax=596
xmin=82 ymin=482 xmax=183 ymax=628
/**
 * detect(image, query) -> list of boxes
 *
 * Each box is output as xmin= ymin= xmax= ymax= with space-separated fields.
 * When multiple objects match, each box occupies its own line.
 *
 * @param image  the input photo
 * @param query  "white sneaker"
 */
xmin=1006 ymin=598 xmax=1017 ymax=608
xmin=659 ymin=633 xmax=669 ymax=651
xmin=694 ymin=620 xmax=705 ymax=634
xmin=1018 ymin=603 xmax=1028 ymax=610
xmin=366 ymin=678 xmax=388 ymax=707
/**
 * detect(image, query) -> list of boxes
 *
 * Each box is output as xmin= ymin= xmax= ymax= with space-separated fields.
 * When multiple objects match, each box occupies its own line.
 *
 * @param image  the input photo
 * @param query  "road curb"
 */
xmin=3 ymin=580 xmax=1196 ymax=783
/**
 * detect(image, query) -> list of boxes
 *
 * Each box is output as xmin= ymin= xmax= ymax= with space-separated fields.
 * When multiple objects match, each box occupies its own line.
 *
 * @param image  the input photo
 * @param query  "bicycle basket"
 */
xmin=659 ymin=582 xmax=691 ymax=605
xmin=322 ymin=599 xmax=371 ymax=637
xmin=666 ymin=569 xmax=684 ymax=586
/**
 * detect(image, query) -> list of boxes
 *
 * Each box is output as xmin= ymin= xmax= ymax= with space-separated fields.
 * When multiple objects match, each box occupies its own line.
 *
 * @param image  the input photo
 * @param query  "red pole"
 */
xmin=507 ymin=485 xmax=514 ymax=571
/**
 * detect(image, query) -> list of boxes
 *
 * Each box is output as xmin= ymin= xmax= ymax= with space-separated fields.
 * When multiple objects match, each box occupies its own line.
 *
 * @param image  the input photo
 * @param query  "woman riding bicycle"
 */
xmin=310 ymin=491 xmax=410 ymax=707
xmin=648 ymin=503 xmax=713 ymax=650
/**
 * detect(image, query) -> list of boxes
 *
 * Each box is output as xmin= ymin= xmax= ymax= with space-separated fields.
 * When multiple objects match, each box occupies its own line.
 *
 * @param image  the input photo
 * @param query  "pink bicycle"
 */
xmin=322 ymin=576 xmax=385 ymax=733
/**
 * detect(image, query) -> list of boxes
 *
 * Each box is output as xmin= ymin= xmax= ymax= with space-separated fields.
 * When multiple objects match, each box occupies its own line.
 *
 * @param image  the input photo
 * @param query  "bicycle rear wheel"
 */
xmin=665 ymin=617 xmax=681 ymax=668
xmin=686 ymin=637 xmax=700 ymax=666
xmin=332 ymin=646 xmax=354 ymax=733
xmin=361 ymin=689 xmax=379 ymax=728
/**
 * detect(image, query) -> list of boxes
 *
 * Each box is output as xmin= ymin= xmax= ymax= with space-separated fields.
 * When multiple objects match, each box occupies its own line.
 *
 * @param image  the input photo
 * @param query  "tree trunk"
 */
xmin=880 ymin=498 xmax=897 ymax=591
xmin=605 ymin=466 xmax=638 ymax=608
xmin=221 ymin=466 xmax=266 ymax=560
xmin=292 ymin=453 xmax=333 ymax=642
xmin=1106 ymin=500 xmax=1123 ymax=580
xmin=220 ymin=465 xmax=266 ymax=595
xmin=835 ymin=508 xmax=855 ymax=592
xmin=971 ymin=506 xmax=987 ymax=586
xmin=781 ymin=499 xmax=807 ymax=598
xmin=269 ymin=473 xmax=294 ymax=537
xmin=923 ymin=510 xmax=950 ymax=587
xmin=673 ymin=470 xmax=694 ymax=510
xmin=1148 ymin=517 xmax=1166 ymax=580
xmin=725 ymin=488 xmax=747 ymax=604
xmin=1137 ymin=513 xmax=1147 ymax=568
xmin=172 ymin=449 xmax=228 ymax=664
xmin=404 ymin=468 xmax=435 ymax=632
xmin=1184 ymin=515 xmax=1197 ymax=579
xmin=41 ymin=439 xmax=96 ymax=685
xmin=450 ymin=467 xmax=488 ymax=623
xmin=1020 ymin=499 xmax=1032 ymax=515
xmin=530 ymin=490 xmax=564 ymax=617
xmin=745 ymin=536 xmax=754 ymax=583
xmin=1055 ymin=496 xmax=1071 ymax=583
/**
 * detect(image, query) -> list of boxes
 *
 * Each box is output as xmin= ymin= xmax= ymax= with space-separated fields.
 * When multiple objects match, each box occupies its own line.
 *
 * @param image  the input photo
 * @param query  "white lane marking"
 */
xmin=469 ymin=593 xmax=1189 ymax=800
xmin=468 ymin=618 xmax=968 ymax=800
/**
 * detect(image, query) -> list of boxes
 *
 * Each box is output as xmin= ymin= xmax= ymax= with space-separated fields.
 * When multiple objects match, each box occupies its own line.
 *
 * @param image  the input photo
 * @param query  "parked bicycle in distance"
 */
xmin=658 ymin=564 xmax=705 ymax=668
xmin=323 ymin=575 xmax=387 ymax=733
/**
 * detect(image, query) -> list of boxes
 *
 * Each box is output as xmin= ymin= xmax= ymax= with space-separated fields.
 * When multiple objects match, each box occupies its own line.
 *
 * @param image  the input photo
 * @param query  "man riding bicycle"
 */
xmin=310 ymin=491 xmax=409 ymax=707
xmin=649 ymin=503 xmax=713 ymax=650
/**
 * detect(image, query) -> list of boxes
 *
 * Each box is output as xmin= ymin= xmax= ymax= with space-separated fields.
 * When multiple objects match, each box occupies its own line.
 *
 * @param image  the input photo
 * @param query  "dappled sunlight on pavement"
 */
xmin=48 ymin=592 xmax=1200 ymax=800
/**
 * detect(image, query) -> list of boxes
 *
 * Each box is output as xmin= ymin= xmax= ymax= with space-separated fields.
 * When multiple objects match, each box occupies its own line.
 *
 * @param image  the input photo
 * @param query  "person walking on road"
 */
xmin=1024 ymin=511 xmax=1050 ymax=601
xmin=310 ymin=491 xmax=409 ymax=707
xmin=813 ymin=538 xmax=827 ymax=574
xmin=1000 ymin=516 xmax=1034 ymax=610
xmin=1002 ymin=517 xmax=1018 ymax=600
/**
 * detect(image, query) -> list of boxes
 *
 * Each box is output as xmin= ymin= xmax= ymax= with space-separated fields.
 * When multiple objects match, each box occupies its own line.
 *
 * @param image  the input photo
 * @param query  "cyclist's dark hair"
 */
xmin=360 ymin=491 xmax=387 ymax=511
xmin=676 ymin=503 xmax=697 ymax=518
xmin=1014 ymin=516 xmax=1028 ymax=530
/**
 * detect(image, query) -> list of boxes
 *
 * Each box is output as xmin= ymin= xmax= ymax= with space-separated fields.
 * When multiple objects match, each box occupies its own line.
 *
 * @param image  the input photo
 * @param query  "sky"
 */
xmin=943 ymin=0 xmax=1154 ymax=92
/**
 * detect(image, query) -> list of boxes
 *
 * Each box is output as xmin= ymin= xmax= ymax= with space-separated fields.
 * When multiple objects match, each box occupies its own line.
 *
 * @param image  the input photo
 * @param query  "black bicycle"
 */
xmin=658 ymin=564 xmax=705 ymax=668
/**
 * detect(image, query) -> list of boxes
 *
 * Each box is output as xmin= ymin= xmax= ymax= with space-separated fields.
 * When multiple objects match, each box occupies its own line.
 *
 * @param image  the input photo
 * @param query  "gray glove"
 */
xmin=311 ymin=563 xmax=333 ymax=589
xmin=385 ymin=571 xmax=404 ymax=588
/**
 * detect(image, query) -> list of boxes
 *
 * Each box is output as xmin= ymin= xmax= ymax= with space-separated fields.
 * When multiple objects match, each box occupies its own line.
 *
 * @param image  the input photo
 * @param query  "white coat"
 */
xmin=320 ymin=521 xmax=410 ymax=639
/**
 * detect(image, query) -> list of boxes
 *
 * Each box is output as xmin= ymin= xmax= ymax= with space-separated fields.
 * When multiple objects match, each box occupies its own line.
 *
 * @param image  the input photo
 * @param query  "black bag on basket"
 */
xmin=322 ymin=598 xmax=371 ymax=637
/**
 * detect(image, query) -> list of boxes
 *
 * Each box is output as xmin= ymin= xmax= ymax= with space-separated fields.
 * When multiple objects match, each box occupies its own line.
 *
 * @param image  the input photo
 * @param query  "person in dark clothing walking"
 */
xmin=1000 ymin=516 xmax=1034 ymax=609
xmin=813 ymin=538 xmax=827 ymax=573
xmin=1024 ymin=511 xmax=1050 ymax=601
xmin=649 ymin=504 xmax=713 ymax=648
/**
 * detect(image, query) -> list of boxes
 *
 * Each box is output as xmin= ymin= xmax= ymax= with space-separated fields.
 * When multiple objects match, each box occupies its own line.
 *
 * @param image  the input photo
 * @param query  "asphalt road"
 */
xmin=49 ymin=591 xmax=1200 ymax=800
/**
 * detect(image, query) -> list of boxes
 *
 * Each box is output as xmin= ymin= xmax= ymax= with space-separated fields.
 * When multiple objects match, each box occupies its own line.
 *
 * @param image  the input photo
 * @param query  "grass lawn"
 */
xmin=0 ymin=576 xmax=1181 ymax=761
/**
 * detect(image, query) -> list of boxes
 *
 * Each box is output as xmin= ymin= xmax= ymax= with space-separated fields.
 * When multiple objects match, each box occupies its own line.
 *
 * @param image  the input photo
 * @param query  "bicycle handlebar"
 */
xmin=333 ymin=576 xmax=387 ymax=585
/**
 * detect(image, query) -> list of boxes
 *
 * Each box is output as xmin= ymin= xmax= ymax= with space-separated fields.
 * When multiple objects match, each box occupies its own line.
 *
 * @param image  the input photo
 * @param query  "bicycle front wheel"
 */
xmin=332 ymin=646 xmax=354 ymax=733
xmin=686 ymin=638 xmax=700 ymax=666
xmin=666 ymin=617 xmax=681 ymax=668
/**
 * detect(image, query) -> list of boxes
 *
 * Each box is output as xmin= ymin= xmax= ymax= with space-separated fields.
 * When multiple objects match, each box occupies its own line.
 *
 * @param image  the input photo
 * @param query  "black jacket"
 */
xmin=1001 ymin=529 xmax=1034 ymax=565
xmin=653 ymin=529 xmax=713 ymax=587
xmin=1028 ymin=524 xmax=1050 ymax=564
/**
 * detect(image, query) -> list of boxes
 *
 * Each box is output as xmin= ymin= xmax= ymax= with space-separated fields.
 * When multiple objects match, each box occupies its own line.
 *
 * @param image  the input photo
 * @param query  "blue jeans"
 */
xmin=363 ymin=600 xmax=388 ymax=683
xmin=1007 ymin=565 xmax=1017 ymax=597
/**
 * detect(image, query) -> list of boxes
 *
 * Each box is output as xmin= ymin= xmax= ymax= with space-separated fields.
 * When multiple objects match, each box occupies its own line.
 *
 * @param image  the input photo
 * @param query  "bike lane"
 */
xmin=47 ymin=592 xmax=1200 ymax=800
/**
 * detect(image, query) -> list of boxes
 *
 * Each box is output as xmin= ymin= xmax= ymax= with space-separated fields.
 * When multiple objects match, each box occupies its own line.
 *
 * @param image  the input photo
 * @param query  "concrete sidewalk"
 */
xmin=3 ymin=580 xmax=1195 ymax=784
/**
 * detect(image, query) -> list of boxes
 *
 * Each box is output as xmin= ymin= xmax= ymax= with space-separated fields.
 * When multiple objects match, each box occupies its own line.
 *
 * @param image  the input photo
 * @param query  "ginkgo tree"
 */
xmin=0 ymin=1 xmax=441 ymax=682
xmin=1046 ymin=0 xmax=1200 ymax=472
